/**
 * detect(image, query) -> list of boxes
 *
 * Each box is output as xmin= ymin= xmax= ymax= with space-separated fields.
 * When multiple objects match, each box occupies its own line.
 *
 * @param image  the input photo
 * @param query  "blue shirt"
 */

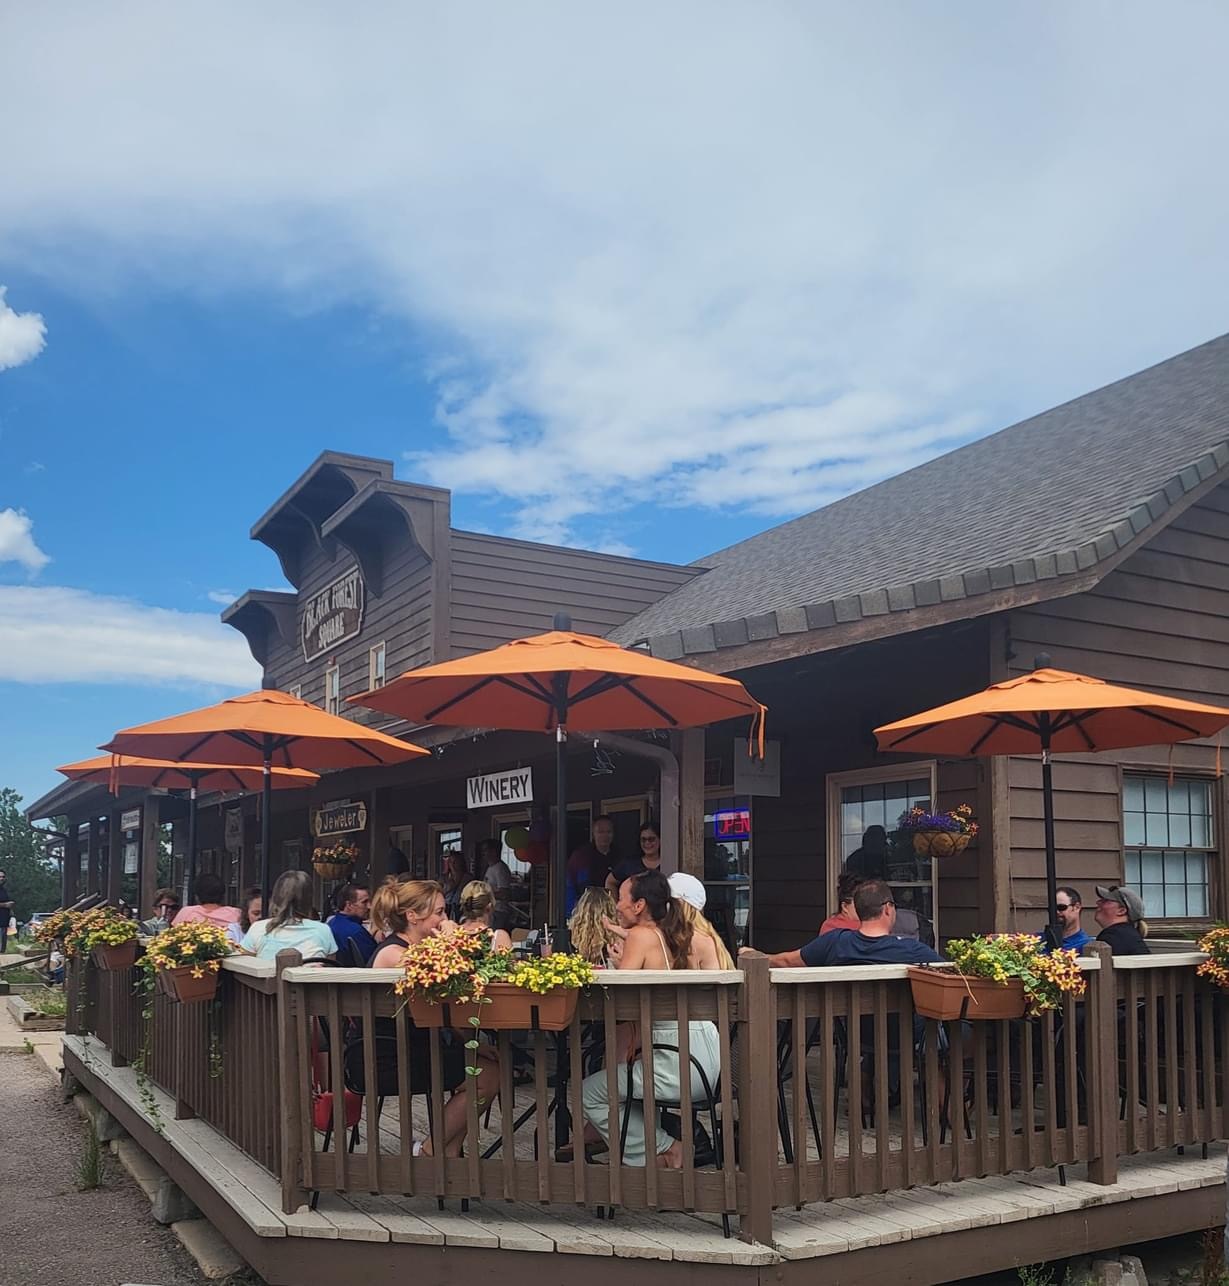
xmin=329 ymin=913 xmax=377 ymax=963
xmin=1037 ymin=927 xmax=1093 ymax=954
xmin=799 ymin=928 xmax=943 ymax=968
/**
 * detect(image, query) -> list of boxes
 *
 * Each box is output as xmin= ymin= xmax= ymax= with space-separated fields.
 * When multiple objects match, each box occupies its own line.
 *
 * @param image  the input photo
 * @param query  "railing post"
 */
xmin=737 ymin=950 xmax=776 ymax=1246
xmin=1086 ymin=943 xmax=1118 ymax=1185
xmin=276 ymin=949 xmax=308 ymax=1214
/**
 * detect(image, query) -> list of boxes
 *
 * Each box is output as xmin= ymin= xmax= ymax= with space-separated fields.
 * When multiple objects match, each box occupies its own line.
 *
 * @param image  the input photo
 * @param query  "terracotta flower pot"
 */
xmin=92 ymin=941 xmax=138 ymax=971
xmin=907 ymin=967 xmax=1026 ymax=1021
xmin=408 ymin=982 xmax=579 ymax=1032
xmin=160 ymin=965 xmax=220 ymax=1005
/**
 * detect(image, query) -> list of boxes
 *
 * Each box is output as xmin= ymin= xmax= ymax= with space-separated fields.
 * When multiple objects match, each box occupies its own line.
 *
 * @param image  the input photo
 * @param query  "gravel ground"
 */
xmin=0 ymin=1050 xmax=210 ymax=1286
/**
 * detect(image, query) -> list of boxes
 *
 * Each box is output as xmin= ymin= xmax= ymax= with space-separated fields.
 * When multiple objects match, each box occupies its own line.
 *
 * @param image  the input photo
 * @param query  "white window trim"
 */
xmin=324 ymin=663 xmax=340 ymax=715
xmin=825 ymin=761 xmax=939 ymax=937
xmin=288 ymin=683 xmax=302 ymax=700
xmin=369 ymin=641 xmax=387 ymax=690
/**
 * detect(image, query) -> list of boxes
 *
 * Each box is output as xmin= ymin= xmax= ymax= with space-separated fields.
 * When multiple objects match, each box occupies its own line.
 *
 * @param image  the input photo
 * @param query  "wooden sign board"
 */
xmin=466 ymin=767 xmax=533 ymax=809
xmin=301 ymin=565 xmax=365 ymax=662
xmin=314 ymin=800 xmax=368 ymax=838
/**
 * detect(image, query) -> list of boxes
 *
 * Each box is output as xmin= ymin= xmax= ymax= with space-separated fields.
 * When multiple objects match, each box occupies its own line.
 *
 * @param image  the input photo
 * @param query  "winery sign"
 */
xmin=302 ymin=566 xmax=365 ymax=662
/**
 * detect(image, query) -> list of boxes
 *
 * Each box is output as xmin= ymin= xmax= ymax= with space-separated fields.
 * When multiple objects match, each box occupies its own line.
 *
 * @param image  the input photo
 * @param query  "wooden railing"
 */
xmin=67 ymin=944 xmax=1229 ymax=1246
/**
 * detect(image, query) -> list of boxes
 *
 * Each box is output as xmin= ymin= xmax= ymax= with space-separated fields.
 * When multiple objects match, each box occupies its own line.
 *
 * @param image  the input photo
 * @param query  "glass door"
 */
xmin=703 ymin=795 xmax=752 ymax=952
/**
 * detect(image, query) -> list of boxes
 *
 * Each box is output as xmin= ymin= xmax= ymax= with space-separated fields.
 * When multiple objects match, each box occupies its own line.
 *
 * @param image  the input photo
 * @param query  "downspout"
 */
xmin=593 ymin=733 xmax=681 ymax=874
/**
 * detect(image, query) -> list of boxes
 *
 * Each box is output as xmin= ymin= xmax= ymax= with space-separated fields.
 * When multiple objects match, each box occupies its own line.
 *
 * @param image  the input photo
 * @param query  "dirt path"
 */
xmin=0 ymin=1050 xmax=208 ymax=1286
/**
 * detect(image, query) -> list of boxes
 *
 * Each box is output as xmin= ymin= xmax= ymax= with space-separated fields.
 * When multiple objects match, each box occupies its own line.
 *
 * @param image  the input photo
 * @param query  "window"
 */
xmin=369 ymin=642 xmax=386 ymax=690
xmin=827 ymin=764 xmax=939 ymax=935
xmin=1123 ymin=775 xmax=1215 ymax=918
xmin=324 ymin=664 xmax=340 ymax=715
xmin=288 ymin=683 xmax=302 ymax=700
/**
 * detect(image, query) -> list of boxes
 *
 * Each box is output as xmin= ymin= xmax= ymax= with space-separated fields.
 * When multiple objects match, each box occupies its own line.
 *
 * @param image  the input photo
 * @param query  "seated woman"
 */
xmin=172 ymin=873 xmax=240 ymax=933
xmin=667 ymin=872 xmax=734 ymax=969
xmin=367 ymin=878 xmax=500 ymax=1158
xmin=578 ymin=869 xmax=722 ymax=1168
xmin=456 ymin=880 xmax=512 ymax=952
xmin=241 ymin=871 xmax=335 ymax=962
xmin=227 ymin=887 xmax=264 ymax=946
xmin=819 ymin=872 xmax=863 ymax=935
xmin=568 ymin=886 xmax=622 ymax=967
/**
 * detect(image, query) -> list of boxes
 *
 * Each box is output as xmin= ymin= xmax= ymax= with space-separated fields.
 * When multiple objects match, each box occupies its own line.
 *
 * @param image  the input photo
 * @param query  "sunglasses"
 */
xmin=1054 ymin=903 xmax=1072 ymax=912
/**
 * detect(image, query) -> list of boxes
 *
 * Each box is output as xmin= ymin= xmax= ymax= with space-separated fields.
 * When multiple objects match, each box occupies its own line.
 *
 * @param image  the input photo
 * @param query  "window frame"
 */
xmin=288 ymin=683 xmax=302 ymax=700
xmin=369 ymin=641 xmax=387 ymax=691
xmin=324 ymin=663 xmax=340 ymax=716
xmin=1121 ymin=770 xmax=1218 ymax=924
xmin=825 ymin=761 xmax=940 ymax=938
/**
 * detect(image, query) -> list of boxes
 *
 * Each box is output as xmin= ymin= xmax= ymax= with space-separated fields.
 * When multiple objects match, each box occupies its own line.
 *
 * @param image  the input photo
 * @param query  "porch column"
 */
xmin=87 ymin=817 xmax=102 ymax=896
xmin=677 ymin=728 xmax=706 ymax=878
xmin=106 ymin=807 xmax=124 ymax=904
xmin=62 ymin=819 xmax=80 ymax=907
xmin=139 ymin=799 xmax=160 ymax=915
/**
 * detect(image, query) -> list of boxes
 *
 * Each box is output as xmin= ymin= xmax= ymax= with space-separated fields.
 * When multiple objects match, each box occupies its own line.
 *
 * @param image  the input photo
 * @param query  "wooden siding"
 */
xmin=1002 ymin=482 xmax=1229 ymax=928
xmin=448 ymin=531 xmax=700 ymax=655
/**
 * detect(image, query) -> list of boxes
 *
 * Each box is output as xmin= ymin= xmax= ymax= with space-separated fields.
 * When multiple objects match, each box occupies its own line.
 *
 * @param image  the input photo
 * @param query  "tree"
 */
xmin=0 ymin=787 xmax=63 ymax=915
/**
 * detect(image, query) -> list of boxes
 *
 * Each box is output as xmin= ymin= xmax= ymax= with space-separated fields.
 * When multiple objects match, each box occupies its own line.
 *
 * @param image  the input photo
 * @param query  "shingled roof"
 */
xmin=610 ymin=333 xmax=1229 ymax=664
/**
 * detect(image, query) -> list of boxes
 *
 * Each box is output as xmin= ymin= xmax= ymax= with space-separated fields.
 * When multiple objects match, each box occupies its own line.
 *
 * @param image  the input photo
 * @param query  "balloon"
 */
xmin=513 ymin=847 xmax=530 ymax=861
xmin=522 ymin=840 xmax=549 ymax=867
xmin=505 ymin=826 xmax=530 ymax=851
xmin=528 ymin=819 xmax=550 ymax=844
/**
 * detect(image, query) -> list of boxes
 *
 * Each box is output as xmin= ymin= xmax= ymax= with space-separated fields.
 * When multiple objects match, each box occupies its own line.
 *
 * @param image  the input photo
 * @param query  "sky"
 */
xmin=2 ymin=3 xmax=1228 ymax=809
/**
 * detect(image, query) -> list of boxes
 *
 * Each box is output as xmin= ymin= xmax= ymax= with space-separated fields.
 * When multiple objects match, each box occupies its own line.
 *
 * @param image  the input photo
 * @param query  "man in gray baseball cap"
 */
xmin=1093 ymin=884 xmax=1150 ymax=956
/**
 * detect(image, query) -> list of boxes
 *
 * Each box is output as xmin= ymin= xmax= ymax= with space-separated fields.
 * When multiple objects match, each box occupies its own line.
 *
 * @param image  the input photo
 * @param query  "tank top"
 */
xmin=369 ymin=933 xmax=409 ymax=966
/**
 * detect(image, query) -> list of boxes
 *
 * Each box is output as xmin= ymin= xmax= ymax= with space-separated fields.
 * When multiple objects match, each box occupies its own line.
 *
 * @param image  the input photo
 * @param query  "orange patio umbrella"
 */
xmin=875 ymin=656 xmax=1229 ymax=943
xmin=58 ymin=754 xmax=320 ymax=900
xmin=350 ymin=614 xmax=766 ymax=930
xmin=101 ymin=690 xmax=428 ymax=904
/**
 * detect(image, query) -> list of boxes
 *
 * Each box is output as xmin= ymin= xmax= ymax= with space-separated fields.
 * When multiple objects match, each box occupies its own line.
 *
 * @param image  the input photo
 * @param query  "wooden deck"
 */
xmin=65 ymin=1032 xmax=1228 ymax=1286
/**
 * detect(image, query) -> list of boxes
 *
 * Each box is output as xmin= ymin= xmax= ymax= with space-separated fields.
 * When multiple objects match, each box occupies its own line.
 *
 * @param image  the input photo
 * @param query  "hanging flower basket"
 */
xmin=158 ymin=964 xmax=221 ymax=1005
xmin=408 ymin=980 xmax=580 ymax=1031
xmin=312 ymin=858 xmax=353 ymax=880
xmin=908 ymin=966 xmax=1026 ymax=1021
xmin=92 ymin=940 xmax=138 ymax=972
xmin=312 ymin=840 xmax=360 ymax=882
xmin=911 ymin=830 xmax=970 ymax=858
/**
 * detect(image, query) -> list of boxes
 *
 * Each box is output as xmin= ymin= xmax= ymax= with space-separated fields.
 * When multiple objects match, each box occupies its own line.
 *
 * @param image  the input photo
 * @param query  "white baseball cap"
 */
xmin=668 ymin=872 xmax=707 ymax=911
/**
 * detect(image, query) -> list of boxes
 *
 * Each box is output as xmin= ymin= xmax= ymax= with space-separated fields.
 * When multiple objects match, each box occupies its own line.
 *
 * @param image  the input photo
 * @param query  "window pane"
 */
xmin=1189 ymin=882 xmax=1208 ymax=917
xmin=1141 ymin=883 xmax=1165 ymax=914
xmin=1123 ymin=777 xmax=1144 ymax=811
xmin=1124 ymin=851 xmax=1141 ymax=885
xmin=1189 ymin=779 xmax=1212 ymax=817
xmin=1170 ymin=814 xmax=1191 ymax=847
xmin=1168 ymin=779 xmax=1190 ymax=813
xmin=1139 ymin=850 xmax=1164 ymax=882
xmin=1123 ymin=811 xmax=1146 ymax=846
xmin=1144 ymin=777 xmax=1168 ymax=811
xmin=1164 ymin=849 xmax=1186 ymax=883
xmin=1144 ymin=814 xmax=1169 ymax=846
xmin=1163 ymin=884 xmax=1187 ymax=917
xmin=1191 ymin=812 xmax=1212 ymax=849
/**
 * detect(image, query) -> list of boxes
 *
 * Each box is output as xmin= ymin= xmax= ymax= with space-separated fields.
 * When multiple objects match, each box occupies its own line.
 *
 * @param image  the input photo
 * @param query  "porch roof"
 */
xmin=611 ymin=333 xmax=1229 ymax=668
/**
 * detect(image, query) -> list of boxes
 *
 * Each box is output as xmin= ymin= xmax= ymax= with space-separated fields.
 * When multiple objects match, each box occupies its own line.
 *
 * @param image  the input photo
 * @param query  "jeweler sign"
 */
xmin=313 ymin=800 xmax=369 ymax=838
xmin=466 ymin=767 xmax=533 ymax=809
xmin=301 ymin=566 xmax=365 ymax=662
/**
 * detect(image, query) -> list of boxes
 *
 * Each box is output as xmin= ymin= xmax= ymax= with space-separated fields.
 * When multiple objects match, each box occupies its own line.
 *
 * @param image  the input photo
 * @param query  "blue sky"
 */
xmin=2 ymin=3 xmax=1228 ymax=809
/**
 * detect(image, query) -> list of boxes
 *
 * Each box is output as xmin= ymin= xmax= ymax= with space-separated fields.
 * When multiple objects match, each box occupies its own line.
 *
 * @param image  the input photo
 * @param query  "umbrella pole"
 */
xmin=1040 ymin=719 xmax=1062 ymax=949
xmin=554 ymin=723 xmax=570 ymax=946
xmin=187 ymin=781 xmax=199 ymax=903
xmin=260 ymin=743 xmax=273 ymax=910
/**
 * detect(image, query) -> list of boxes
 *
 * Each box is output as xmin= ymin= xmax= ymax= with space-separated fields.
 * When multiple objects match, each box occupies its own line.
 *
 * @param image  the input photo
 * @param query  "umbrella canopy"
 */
xmin=102 ymin=690 xmax=428 ymax=903
xmin=58 ymin=754 xmax=320 ymax=794
xmin=351 ymin=621 xmax=766 ymax=931
xmin=351 ymin=628 xmax=766 ymax=733
xmin=874 ymin=661 xmax=1229 ymax=946
xmin=875 ymin=666 xmax=1229 ymax=757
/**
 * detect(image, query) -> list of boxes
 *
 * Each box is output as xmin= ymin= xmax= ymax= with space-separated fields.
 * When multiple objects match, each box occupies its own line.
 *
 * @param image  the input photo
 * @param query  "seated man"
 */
xmin=328 ymin=882 xmax=377 ymax=963
xmin=759 ymin=879 xmax=943 ymax=969
xmin=1094 ymin=884 xmax=1150 ymax=955
xmin=1043 ymin=886 xmax=1092 ymax=953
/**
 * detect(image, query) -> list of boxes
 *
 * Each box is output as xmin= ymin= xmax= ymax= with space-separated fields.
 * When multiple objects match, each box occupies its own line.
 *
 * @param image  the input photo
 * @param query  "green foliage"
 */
xmin=0 ymin=787 xmax=63 ymax=916
xmin=1017 ymin=1265 xmax=1053 ymax=1286
xmin=76 ymin=1116 xmax=104 ymax=1191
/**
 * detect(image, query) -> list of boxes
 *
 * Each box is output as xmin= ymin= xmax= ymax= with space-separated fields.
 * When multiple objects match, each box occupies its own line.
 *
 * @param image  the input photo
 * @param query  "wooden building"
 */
xmin=29 ymin=333 xmax=1229 ymax=957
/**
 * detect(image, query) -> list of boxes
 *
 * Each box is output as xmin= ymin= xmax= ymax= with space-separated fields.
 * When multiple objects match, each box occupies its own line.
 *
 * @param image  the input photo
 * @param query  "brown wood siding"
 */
xmin=1003 ymin=484 xmax=1229 ymax=928
xmin=260 ymin=536 xmax=435 ymax=709
xmin=448 ymin=532 xmax=700 ymax=655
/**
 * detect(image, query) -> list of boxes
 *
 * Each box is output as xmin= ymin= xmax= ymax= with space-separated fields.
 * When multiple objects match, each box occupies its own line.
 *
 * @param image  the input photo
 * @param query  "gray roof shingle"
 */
xmin=611 ymin=333 xmax=1229 ymax=655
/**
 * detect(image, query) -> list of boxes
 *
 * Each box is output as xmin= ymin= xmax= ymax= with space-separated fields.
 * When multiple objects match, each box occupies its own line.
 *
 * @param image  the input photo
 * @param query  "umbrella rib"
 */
xmin=1128 ymin=706 xmax=1204 ymax=738
xmin=607 ymin=676 xmax=681 ymax=727
xmin=424 ymin=674 xmax=532 ymax=722
xmin=344 ymin=737 xmax=386 ymax=765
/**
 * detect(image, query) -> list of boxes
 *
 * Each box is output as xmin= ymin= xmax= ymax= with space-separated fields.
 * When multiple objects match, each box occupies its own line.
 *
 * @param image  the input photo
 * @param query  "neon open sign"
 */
xmin=713 ymin=807 xmax=750 ymax=841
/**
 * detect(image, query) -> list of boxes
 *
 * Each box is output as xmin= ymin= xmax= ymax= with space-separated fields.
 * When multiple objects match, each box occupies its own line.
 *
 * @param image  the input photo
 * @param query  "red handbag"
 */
xmin=312 ymin=1088 xmax=363 ymax=1133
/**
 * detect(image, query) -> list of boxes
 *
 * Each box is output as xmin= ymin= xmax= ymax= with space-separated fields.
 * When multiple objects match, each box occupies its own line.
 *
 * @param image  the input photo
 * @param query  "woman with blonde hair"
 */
xmin=668 ymin=873 xmax=735 ymax=969
xmin=456 ymin=880 xmax=512 ymax=952
xmin=241 ymin=870 xmax=335 ymax=961
xmin=569 ymin=886 xmax=621 ymax=966
xmin=365 ymin=878 xmax=500 ymax=1157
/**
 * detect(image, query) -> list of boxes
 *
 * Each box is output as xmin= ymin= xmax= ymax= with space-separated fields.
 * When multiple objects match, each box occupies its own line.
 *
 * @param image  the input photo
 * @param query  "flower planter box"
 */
xmin=408 ymin=982 xmax=579 ymax=1031
xmin=907 ymin=966 xmax=1026 ymax=1021
xmin=157 ymin=965 xmax=219 ymax=1004
xmin=910 ymin=829 xmax=970 ymax=858
xmin=92 ymin=941 xmax=138 ymax=972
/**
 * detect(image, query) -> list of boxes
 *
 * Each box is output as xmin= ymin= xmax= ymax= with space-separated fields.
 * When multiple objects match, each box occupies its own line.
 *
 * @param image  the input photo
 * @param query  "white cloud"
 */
xmin=0 ymin=585 xmax=261 ymax=686
xmin=0 ymin=286 xmax=46 ymax=371
xmin=1 ymin=6 xmax=1227 ymax=543
xmin=0 ymin=508 xmax=50 ymax=573
xmin=206 ymin=589 xmax=237 ymax=606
